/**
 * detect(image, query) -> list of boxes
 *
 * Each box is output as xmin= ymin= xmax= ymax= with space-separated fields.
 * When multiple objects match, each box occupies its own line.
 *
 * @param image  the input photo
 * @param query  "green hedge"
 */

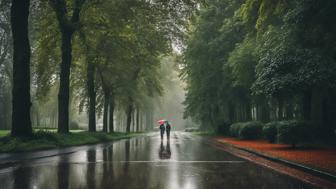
xmin=229 ymin=120 xmax=314 ymax=146
xmin=262 ymin=122 xmax=278 ymax=143
xmin=277 ymin=120 xmax=313 ymax=148
xmin=229 ymin=122 xmax=244 ymax=137
xmin=239 ymin=121 xmax=263 ymax=139
xmin=229 ymin=121 xmax=264 ymax=139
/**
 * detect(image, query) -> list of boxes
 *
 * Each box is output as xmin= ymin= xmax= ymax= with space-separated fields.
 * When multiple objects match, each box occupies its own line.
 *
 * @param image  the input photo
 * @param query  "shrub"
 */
xmin=239 ymin=121 xmax=263 ymax=140
xmin=229 ymin=121 xmax=264 ymax=139
xmin=262 ymin=122 xmax=278 ymax=143
xmin=229 ymin=122 xmax=244 ymax=137
xmin=277 ymin=120 xmax=313 ymax=148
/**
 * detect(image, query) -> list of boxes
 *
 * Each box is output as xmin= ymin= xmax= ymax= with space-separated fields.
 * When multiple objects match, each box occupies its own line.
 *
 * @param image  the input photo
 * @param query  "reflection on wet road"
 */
xmin=0 ymin=132 xmax=318 ymax=189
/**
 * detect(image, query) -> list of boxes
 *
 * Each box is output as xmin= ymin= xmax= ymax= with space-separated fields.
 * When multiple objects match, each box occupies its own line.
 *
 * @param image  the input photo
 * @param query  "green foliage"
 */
xmin=262 ymin=122 xmax=278 ymax=143
xmin=183 ymin=0 xmax=336 ymax=139
xmin=229 ymin=121 xmax=263 ymax=139
xmin=182 ymin=0 xmax=245 ymax=129
xmin=229 ymin=122 xmax=244 ymax=137
xmin=277 ymin=120 xmax=313 ymax=147
xmin=239 ymin=121 xmax=263 ymax=140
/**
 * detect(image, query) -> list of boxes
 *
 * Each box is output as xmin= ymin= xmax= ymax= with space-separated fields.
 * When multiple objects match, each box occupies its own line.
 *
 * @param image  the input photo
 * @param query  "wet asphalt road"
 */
xmin=0 ymin=132 xmax=318 ymax=189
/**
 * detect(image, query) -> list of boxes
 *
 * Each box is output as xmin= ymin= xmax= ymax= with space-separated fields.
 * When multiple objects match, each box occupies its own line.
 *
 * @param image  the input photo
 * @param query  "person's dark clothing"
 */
xmin=159 ymin=124 xmax=165 ymax=140
xmin=166 ymin=122 xmax=171 ymax=140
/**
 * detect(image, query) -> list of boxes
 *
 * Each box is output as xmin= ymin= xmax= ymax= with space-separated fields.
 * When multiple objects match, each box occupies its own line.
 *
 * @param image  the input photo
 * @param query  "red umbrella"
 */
xmin=158 ymin=120 xmax=165 ymax=125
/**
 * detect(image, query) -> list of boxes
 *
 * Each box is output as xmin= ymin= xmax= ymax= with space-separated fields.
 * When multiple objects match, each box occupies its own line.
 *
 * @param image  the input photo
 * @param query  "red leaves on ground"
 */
xmin=217 ymin=137 xmax=336 ymax=174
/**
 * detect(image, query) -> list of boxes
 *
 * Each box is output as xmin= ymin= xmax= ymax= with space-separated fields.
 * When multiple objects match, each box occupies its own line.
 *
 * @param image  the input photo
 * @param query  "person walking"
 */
xmin=165 ymin=121 xmax=171 ymax=140
xmin=159 ymin=121 xmax=165 ymax=140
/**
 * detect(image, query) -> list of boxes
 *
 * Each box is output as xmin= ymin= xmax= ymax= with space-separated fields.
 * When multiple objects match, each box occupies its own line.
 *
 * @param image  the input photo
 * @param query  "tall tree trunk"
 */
xmin=136 ymin=108 xmax=140 ymax=132
xmin=109 ymin=94 xmax=114 ymax=133
xmin=57 ymin=32 xmax=73 ymax=133
xmin=103 ymin=89 xmax=109 ymax=132
xmin=245 ymin=101 xmax=252 ymax=121
xmin=49 ymin=0 xmax=86 ymax=133
xmin=87 ymin=62 xmax=96 ymax=132
xmin=311 ymin=88 xmax=323 ymax=128
xmin=285 ymin=99 xmax=294 ymax=119
xmin=228 ymin=103 xmax=235 ymax=123
xmin=126 ymin=97 xmax=133 ymax=133
xmin=302 ymin=90 xmax=312 ymax=120
xmin=10 ymin=0 xmax=32 ymax=136
xmin=261 ymin=100 xmax=270 ymax=122
xmin=277 ymin=97 xmax=284 ymax=120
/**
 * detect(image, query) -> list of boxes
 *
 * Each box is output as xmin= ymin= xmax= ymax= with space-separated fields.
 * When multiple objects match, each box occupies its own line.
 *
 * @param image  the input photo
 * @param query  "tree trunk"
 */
xmin=302 ymin=90 xmax=312 ymax=120
xmin=245 ymin=101 xmax=252 ymax=121
xmin=277 ymin=97 xmax=284 ymax=120
xmin=103 ymin=89 xmax=109 ymax=132
xmin=10 ymin=0 xmax=32 ymax=136
xmin=261 ymin=100 xmax=270 ymax=122
xmin=50 ymin=0 xmax=86 ymax=133
xmin=87 ymin=62 xmax=96 ymax=132
xmin=57 ymin=31 xmax=73 ymax=133
xmin=228 ymin=103 xmax=235 ymax=123
xmin=109 ymin=94 xmax=114 ymax=133
xmin=136 ymin=108 xmax=140 ymax=132
xmin=311 ymin=88 xmax=323 ymax=128
xmin=126 ymin=98 xmax=133 ymax=133
xmin=285 ymin=99 xmax=293 ymax=119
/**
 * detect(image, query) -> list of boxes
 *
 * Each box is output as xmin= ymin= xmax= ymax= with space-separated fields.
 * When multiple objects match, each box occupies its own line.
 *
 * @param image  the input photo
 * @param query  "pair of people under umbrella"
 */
xmin=158 ymin=120 xmax=171 ymax=140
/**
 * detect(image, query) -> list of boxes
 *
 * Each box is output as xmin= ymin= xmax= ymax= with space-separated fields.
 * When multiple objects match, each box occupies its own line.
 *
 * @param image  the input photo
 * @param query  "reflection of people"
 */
xmin=159 ymin=140 xmax=171 ymax=159
xmin=159 ymin=123 xmax=165 ymax=140
xmin=165 ymin=121 xmax=171 ymax=140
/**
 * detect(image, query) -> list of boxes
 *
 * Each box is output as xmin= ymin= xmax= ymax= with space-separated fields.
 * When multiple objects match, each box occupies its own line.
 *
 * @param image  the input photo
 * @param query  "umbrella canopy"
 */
xmin=158 ymin=120 xmax=165 ymax=125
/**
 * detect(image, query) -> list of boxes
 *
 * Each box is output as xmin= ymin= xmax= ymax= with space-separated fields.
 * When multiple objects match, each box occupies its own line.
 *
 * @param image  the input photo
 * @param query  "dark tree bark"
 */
xmin=228 ymin=103 xmax=235 ymax=123
xmin=285 ymin=100 xmax=294 ymax=119
xmin=57 ymin=32 xmax=72 ymax=133
xmin=109 ymin=94 xmax=115 ymax=133
xmin=277 ymin=97 xmax=284 ymax=120
xmin=49 ymin=0 xmax=85 ymax=133
xmin=311 ymin=88 xmax=323 ymax=128
xmin=136 ymin=107 xmax=140 ymax=132
xmin=10 ymin=0 xmax=32 ymax=136
xmin=98 ymin=68 xmax=109 ymax=132
xmin=260 ymin=99 xmax=270 ymax=122
xmin=103 ymin=89 xmax=109 ymax=133
xmin=87 ymin=61 xmax=96 ymax=132
xmin=302 ymin=90 xmax=312 ymax=120
xmin=126 ymin=97 xmax=133 ymax=133
xmin=245 ymin=101 xmax=252 ymax=121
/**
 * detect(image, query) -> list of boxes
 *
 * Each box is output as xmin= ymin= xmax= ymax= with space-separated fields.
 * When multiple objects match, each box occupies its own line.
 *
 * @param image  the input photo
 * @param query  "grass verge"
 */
xmin=0 ymin=130 xmax=10 ymax=138
xmin=0 ymin=131 xmax=141 ymax=153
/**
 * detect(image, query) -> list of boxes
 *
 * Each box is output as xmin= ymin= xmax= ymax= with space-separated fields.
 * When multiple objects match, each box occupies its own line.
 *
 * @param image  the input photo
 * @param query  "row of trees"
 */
xmin=183 ymin=0 xmax=336 ymax=138
xmin=5 ymin=0 xmax=197 ymax=136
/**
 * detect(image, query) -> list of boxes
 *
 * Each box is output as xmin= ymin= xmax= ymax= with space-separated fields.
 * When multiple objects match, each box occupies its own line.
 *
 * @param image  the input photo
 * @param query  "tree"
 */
xmin=10 ymin=0 xmax=33 ymax=136
xmin=48 ymin=0 xmax=86 ymax=133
